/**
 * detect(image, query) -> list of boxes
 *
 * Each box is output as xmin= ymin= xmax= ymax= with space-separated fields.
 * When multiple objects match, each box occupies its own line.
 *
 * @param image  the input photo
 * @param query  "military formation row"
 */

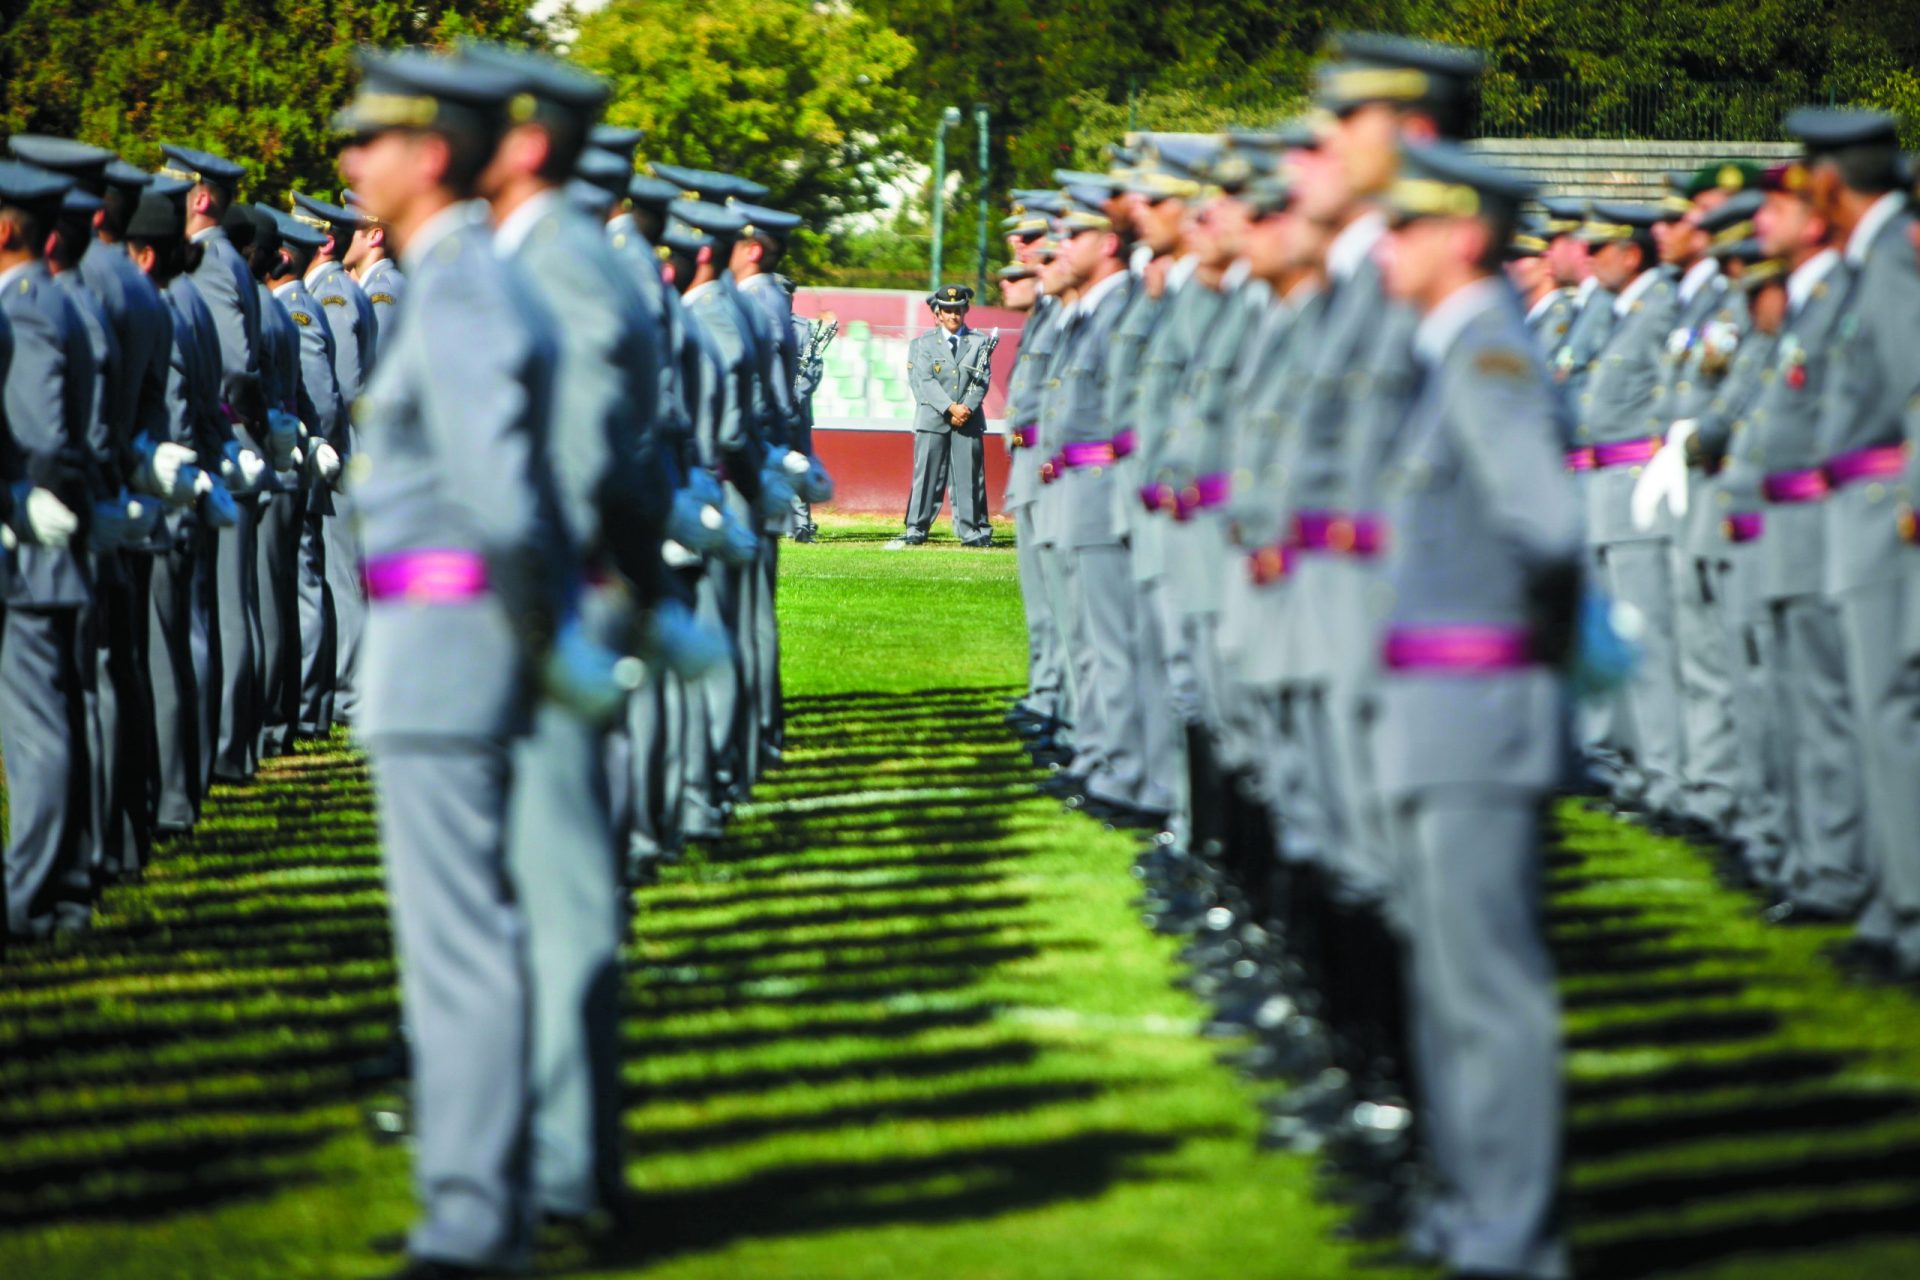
xmin=0 ymin=41 xmax=836 ymax=1280
xmin=990 ymin=29 xmax=1919 ymax=1280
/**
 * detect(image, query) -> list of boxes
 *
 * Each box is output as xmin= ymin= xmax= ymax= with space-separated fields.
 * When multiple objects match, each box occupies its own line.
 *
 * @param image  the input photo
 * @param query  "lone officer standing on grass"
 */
xmin=900 ymin=284 xmax=994 ymax=548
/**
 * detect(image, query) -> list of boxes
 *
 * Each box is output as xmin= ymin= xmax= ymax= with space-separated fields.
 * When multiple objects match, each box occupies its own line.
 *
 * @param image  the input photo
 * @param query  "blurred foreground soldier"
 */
xmin=336 ymin=48 xmax=574 ymax=1278
xmin=0 ymin=160 xmax=92 ymax=938
xmin=1376 ymin=140 xmax=1577 ymax=1280
xmin=291 ymin=188 xmax=374 ymax=725
xmin=464 ymin=39 xmax=670 ymax=1228
xmin=163 ymin=143 xmax=268 ymax=784
xmin=901 ymin=284 xmax=993 ymax=547
xmin=1787 ymin=109 xmax=1920 ymax=977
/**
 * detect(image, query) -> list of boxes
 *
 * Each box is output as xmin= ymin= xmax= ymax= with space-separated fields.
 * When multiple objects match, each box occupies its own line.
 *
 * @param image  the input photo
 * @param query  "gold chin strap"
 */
xmin=345 ymin=92 xmax=441 ymax=131
xmin=1320 ymin=66 xmax=1433 ymax=105
xmin=1711 ymin=220 xmax=1755 ymax=249
xmin=1581 ymin=220 xmax=1634 ymax=243
xmin=290 ymin=206 xmax=331 ymax=231
xmin=156 ymin=164 xmax=200 ymax=184
xmin=1511 ymin=234 xmax=1548 ymax=254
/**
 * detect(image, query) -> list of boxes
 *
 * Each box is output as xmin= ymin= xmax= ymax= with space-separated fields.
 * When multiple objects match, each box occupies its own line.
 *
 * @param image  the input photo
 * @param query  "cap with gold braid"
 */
xmin=1056 ymin=186 xmax=1115 ymax=234
xmin=1384 ymin=139 xmax=1537 ymax=229
xmin=1314 ymin=31 xmax=1485 ymax=121
xmin=1701 ymin=189 xmax=1763 ymax=260
xmin=340 ymin=188 xmax=383 ymax=228
xmin=157 ymin=143 xmax=244 ymax=194
xmin=1578 ymin=201 xmax=1661 ymax=245
xmin=1540 ymin=196 xmax=1586 ymax=238
xmin=290 ymin=190 xmax=363 ymax=235
xmin=331 ymin=48 xmax=522 ymax=144
xmin=927 ymin=283 xmax=974 ymax=311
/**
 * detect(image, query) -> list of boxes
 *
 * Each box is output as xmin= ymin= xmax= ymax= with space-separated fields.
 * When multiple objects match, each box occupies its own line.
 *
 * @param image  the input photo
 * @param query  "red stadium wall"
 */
xmin=793 ymin=287 xmax=1028 ymax=517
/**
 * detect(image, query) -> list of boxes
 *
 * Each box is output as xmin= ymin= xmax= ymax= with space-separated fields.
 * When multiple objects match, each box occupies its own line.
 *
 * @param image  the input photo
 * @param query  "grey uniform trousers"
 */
xmin=255 ymin=490 xmax=305 ymax=755
xmin=1066 ymin=543 xmax=1145 ymax=807
xmin=1770 ymin=595 xmax=1870 ymax=914
xmin=755 ymin=536 xmax=782 ymax=751
xmin=1135 ymin=573 xmax=1186 ymax=821
xmin=682 ymin=556 xmax=744 ymax=837
xmin=213 ymin=513 xmax=260 ymax=781
xmin=623 ymin=670 xmax=688 ymax=861
xmin=2 ymin=606 xmax=93 ymax=938
xmin=1722 ymin=552 xmax=1791 ymax=873
xmin=371 ymin=738 xmax=533 ymax=1270
xmin=1034 ymin=536 xmax=1078 ymax=736
xmin=1596 ymin=539 xmax=1684 ymax=813
xmin=148 ymin=540 xmax=202 ymax=831
xmin=1834 ymin=579 xmax=1920 ymax=969
xmin=905 ymin=428 xmax=990 ymax=543
xmin=1673 ymin=547 xmax=1740 ymax=828
xmin=1011 ymin=505 xmax=1063 ymax=721
xmin=507 ymin=701 xmax=627 ymax=1217
xmin=82 ymin=556 xmax=154 ymax=880
xmin=297 ymin=513 xmax=336 ymax=735
xmin=1394 ymin=787 xmax=1568 ymax=1280
xmin=326 ymin=493 xmax=365 ymax=721
xmin=188 ymin=532 xmax=223 ymax=796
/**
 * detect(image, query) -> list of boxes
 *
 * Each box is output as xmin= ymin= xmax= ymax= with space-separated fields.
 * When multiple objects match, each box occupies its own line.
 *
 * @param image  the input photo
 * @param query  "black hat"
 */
xmin=1685 ymin=160 xmax=1763 ymax=199
xmin=1243 ymin=173 xmax=1296 ymax=219
xmin=1384 ymin=139 xmax=1537 ymax=228
xmin=668 ymin=198 xmax=747 ymax=240
xmin=1580 ymin=201 xmax=1663 ymax=244
xmin=731 ymin=200 xmax=801 ymax=242
xmin=61 ymin=187 xmax=103 ymax=215
xmin=221 ymin=201 xmax=258 ymax=247
xmin=126 ymin=187 xmax=185 ymax=239
xmin=652 ymin=163 xmax=769 ymax=203
xmin=245 ymin=203 xmax=281 ymax=255
xmin=1314 ymin=31 xmax=1484 ymax=121
xmin=459 ymin=41 xmax=610 ymax=135
xmin=588 ymin=124 xmax=645 ymax=163
xmin=290 ymin=190 xmax=363 ymax=235
xmin=332 ymin=47 xmax=520 ymax=142
xmin=575 ymin=146 xmax=631 ymax=198
xmin=928 ymin=283 xmax=973 ymax=310
xmin=0 ymin=160 xmax=74 ymax=219
xmin=997 ymin=262 xmax=1037 ymax=282
xmin=267 ymin=206 xmax=327 ymax=252
xmin=627 ymin=173 xmax=682 ymax=209
xmin=1786 ymin=106 xmax=1903 ymax=191
xmin=1507 ymin=216 xmax=1550 ymax=258
xmin=7 ymin=136 xmax=113 ymax=192
xmin=566 ymin=179 xmax=615 ymax=215
xmin=158 ymin=143 xmax=245 ymax=191
xmin=1701 ymin=189 xmax=1763 ymax=259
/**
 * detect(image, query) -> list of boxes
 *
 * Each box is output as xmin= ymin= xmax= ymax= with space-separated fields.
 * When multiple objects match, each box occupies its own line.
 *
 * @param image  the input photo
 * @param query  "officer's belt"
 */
xmin=1173 ymin=473 xmax=1231 ymax=521
xmin=1110 ymin=428 xmax=1138 ymax=459
xmin=1824 ymin=443 xmax=1906 ymax=490
xmin=1058 ymin=441 xmax=1116 ymax=469
xmin=1722 ymin=512 xmax=1765 ymax=543
xmin=1010 ymin=423 xmax=1039 ymax=449
xmin=362 ymin=549 xmax=489 ymax=603
xmin=1246 ymin=540 xmax=1296 ymax=587
xmin=1139 ymin=482 xmax=1177 ymax=514
xmin=1293 ymin=510 xmax=1384 ymax=557
xmin=1565 ymin=446 xmax=1597 ymax=472
xmin=1590 ymin=437 xmax=1662 ymax=469
xmin=1383 ymin=624 xmax=1535 ymax=673
xmin=1761 ymin=467 xmax=1829 ymax=504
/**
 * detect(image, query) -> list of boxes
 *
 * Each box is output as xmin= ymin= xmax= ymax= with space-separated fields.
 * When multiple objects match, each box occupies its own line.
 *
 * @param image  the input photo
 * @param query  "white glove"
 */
xmin=666 ymin=489 xmax=728 ymax=555
xmin=756 ymin=467 xmax=797 ymax=522
xmin=199 ymin=473 xmax=239 ymax=529
xmin=223 ymin=443 xmax=269 ymax=494
xmin=661 ymin=539 xmax=703 ymax=568
xmin=21 ymin=486 xmax=79 ymax=548
xmin=266 ymin=409 xmax=303 ymax=472
xmin=310 ymin=441 xmax=343 ymax=487
xmin=542 ymin=614 xmax=646 ymax=726
xmin=141 ymin=439 xmax=199 ymax=504
xmin=1629 ymin=420 xmax=1696 ymax=532
xmin=640 ymin=597 xmax=732 ymax=680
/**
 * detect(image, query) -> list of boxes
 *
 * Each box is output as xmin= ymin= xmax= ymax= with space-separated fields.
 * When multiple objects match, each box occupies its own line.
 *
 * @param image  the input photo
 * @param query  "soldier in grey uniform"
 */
xmin=343 ymin=186 xmax=407 ymax=350
xmin=1574 ymin=201 xmax=1683 ymax=817
xmin=997 ymin=253 xmax=1065 ymax=727
xmin=0 ymin=161 xmax=94 ymax=939
xmin=163 ymin=143 xmax=268 ymax=784
xmin=1374 ymin=141 xmax=1579 ymax=1280
xmin=465 ymin=39 xmax=675 ymax=1225
xmin=902 ymin=284 xmax=995 ymax=547
xmin=292 ymin=189 xmax=375 ymax=728
xmin=335 ymin=49 xmax=574 ymax=1278
xmin=1506 ymin=221 xmax=1573 ymax=353
xmin=1786 ymin=109 xmax=1920 ymax=975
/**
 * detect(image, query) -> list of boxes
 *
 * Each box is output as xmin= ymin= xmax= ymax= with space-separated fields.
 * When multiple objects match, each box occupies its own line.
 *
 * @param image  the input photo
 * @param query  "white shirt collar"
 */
xmin=1167 ymin=254 xmax=1200 ymax=293
xmin=303 ymin=258 xmax=336 ymax=288
xmin=682 ymin=279 xmax=720 ymax=307
xmin=1414 ymin=277 xmax=1506 ymax=368
xmin=1573 ymin=275 xmax=1600 ymax=307
xmin=190 ymin=226 xmax=221 ymax=246
xmin=493 ymin=190 xmax=561 ymax=259
xmin=1327 ymin=209 xmax=1386 ymax=282
xmin=1677 ymin=257 xmax=1721 ymax=304
xmin=1525 ymin=288 xmax=1563 ymax=325
xmin=0 ymin=260 xmax=33 ymax=294
xmin=1072 ymin=265 xmax=1129 ymax=319
xmin=1787 ymin=247 xmax=1842 ymax=315
xmin=402 ymin=201 xmax=479 ymax=272
xmin=1845 ymin=190 xmax=1906 ymax=266
xmin=1221 ymin=258 xmax=1252 ymax=292
xmin=1613 ymin=268 xmax=1661 ymax=316
xmin=1129 ymin=243 xmax=1155 ymax=276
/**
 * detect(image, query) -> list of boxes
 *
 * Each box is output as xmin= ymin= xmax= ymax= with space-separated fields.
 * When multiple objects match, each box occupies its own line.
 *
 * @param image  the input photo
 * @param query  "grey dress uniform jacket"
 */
xmin=908 ymin=327 xmax=993 ymax=436
xmin=1044 ymin=271 xmax=1136 ymax=549
xmin=1579 ymin=271 xmax=1679 ymax=545
xmin=359 ymin=257 xmax=405 ymax=356
xmin=2 ymin=261 xmax=96 ymax=608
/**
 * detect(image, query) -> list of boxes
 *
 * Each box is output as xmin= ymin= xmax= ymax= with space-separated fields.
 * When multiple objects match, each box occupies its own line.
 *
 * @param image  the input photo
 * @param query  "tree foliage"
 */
xmin=0 ymin=1 xmax=539 ymax=201
xmin=571 ymin=0 xmax=922 ymax=275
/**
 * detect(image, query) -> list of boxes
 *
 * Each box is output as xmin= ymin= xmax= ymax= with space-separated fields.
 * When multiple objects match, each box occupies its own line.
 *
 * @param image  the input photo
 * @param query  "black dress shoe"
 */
xmin=900 ymin=531 xmax=927 ymax=545
xmin=1762 ymin=900 xmax=1852 ymax=927
xmin=1037 ymin=773 xmax=1087 ymax=801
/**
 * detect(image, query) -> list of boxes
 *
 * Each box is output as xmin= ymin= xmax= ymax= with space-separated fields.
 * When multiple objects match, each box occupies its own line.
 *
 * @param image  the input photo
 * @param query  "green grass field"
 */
xmin=3 ymin=514 xmax=1920 ymax=1279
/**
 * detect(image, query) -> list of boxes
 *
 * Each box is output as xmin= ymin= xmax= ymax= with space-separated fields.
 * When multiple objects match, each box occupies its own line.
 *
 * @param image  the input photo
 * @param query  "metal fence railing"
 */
xmin=1478 ymin=80 xmax=1805 ymax=141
